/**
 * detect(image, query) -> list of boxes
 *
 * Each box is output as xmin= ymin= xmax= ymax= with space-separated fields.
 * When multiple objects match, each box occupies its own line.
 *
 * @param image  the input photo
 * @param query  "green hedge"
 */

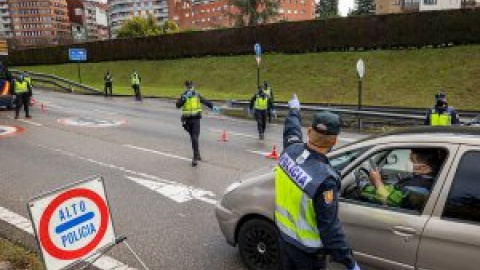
xmin=7 ymin=8 xmax=480 ymax=66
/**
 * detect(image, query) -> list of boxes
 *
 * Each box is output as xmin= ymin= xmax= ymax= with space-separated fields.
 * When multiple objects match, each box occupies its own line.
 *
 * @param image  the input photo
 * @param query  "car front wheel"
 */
xmin=238 ymin=219 xmax=281 ymax=270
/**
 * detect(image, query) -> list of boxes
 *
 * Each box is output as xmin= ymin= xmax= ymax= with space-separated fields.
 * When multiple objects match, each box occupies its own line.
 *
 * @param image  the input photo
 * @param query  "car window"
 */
xmin=329 ymin=147 xmax=370 ymax=172
xmin=341 ymin=147 xmax=447 ymax=214
xmin=443 ymin=151 xmax=480 ymax=224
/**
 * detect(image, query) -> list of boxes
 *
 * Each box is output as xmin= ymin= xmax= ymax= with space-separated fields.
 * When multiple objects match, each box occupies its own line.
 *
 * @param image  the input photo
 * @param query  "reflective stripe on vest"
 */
xmin=430 ymin=111 xmax=451 ymax=126
xmin=15 ymin=81 xmax=28 ymax=94
xmin=182 ymin=95 xmax=202 ymax=116
xmin=131 ymin=74 xmax=140 ymax=85
xmin=254 ymin=95 xmax=268 ymax=110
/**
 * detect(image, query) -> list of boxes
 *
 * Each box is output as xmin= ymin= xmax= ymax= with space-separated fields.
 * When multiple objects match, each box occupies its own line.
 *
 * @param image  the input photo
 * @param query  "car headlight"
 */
xmin=224 ymin=182 xmax=241 ymax=195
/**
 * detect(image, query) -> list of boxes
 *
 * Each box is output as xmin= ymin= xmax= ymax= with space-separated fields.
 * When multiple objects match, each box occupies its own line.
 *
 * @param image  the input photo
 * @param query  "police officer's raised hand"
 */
xmin=349 ymin=262 xmax=361 ymax=270
xmin=288 ymin=94 xmax=300 ymax=110
xmin=212 ymin=106 xmax=220 ymax=113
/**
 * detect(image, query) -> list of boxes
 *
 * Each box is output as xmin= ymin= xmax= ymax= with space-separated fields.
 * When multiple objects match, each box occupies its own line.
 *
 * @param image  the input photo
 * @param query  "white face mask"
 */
xmin=405 ymin=161 xmax=414 ymax=174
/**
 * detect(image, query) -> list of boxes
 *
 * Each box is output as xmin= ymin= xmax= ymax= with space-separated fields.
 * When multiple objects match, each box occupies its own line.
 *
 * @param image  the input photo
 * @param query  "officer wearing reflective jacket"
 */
xmin=249 ymin=86 xmax=272 ymax=140
xmin=275 ymin=94 xmax=360 ymax=270
xmin=130 ymin=70 xmax=141 ymax=101
xmin=424 ymin=92 xmax=459 ymax=126
xmin=13 ymin=73 xmax=32 ymax=119
xmin=176 ymin=81 xmax=219 ymax=167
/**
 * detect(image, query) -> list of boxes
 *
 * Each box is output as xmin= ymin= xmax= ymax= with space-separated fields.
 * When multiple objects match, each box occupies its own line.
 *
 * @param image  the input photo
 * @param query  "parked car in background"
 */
xmin=216 ymin=126 xmax=480 ymax=270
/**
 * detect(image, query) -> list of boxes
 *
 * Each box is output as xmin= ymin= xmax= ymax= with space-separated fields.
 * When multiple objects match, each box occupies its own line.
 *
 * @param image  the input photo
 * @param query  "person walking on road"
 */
xmin=263 ymin=80 xmax=275 ymax=123
xmin=104 ymin=70 xmax=113 ymax=97
xmin=130 ymin=70 xmax=141 ymax=101
xmin=424 ymin=92 xmax=460 ymax=126
xmin=275 ymin=94 xmax=360 ymax=270
xmin=13 ymin=73 xmax=33 ymax=119
xmin=249 ymin=86 xmax=272 ymax=140
xmin=176 ymin=80 xmax=219 ymax=167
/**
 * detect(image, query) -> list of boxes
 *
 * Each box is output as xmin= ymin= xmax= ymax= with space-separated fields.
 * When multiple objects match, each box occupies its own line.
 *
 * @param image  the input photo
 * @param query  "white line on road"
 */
xmin=6 ymin=117 xmax=43 ymax=126
xmin=32 ymin=143 xmax=218 ymax=206
xmin=209 ymin=128 xmax=259 ymax=139
xmin=91 ymin=109 xmax=120 ymax=115
xmin=0 ymin=205 xmax=136 ymax=270
xmin=124 ymin=144 xmax=191 ymax=162
xmin=247 ymin=150 xmax=270 ymax=156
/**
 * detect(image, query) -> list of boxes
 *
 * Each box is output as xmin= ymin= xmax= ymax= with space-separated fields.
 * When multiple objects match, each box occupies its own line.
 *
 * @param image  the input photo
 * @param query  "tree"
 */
xmin=162 ymin=20 xmax=180 ymax=34
xmin=348 ymin=0 xmax=375 ymax=16
xmin=316 ymin=0 xmax=339 ymax=19
xmin=229 ymin=0 xmax=280 ymax=27
xmin=116 ymin=15 xmax=162 ymax=38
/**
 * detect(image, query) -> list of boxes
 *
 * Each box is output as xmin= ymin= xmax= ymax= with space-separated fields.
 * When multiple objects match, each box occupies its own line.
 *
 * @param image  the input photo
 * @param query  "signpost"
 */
xmin=68 ymin=48 xmax=87 ymax=84
xmin=356 ymin=59 xmax=365 ymax=130
xmin=254 ymin=43 xmax=262 ymax=88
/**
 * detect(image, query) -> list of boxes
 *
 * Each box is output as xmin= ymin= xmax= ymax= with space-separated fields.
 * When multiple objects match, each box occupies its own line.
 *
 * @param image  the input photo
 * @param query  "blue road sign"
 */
xmin=254 ymin=43 xmax=262 ymax=56
xmin=69 ymin=48 xmax=87 ymax=62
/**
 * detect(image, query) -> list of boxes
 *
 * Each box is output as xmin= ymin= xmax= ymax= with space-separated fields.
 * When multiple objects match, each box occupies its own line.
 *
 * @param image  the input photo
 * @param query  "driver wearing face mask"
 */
xmin=360 ymin=149 xmax=442 ymax=211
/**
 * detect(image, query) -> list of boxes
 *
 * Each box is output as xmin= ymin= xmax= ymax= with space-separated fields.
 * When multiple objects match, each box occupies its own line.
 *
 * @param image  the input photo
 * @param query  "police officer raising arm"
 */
xmin=424 ymin=92 xmax=460 ymax=126
xmin=275 ymin=94 xmax=360 ymax=270
xmin=176 ymin=81 xmax=219 ymax=167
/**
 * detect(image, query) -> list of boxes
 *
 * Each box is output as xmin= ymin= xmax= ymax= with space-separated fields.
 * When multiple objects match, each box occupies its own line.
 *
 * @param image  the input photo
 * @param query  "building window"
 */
xmin=424 ymin=0 xmax=437 ymax=4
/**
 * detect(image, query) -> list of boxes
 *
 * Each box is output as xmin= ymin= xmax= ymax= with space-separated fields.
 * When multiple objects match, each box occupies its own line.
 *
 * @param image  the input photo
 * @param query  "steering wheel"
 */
xmin=343 ymin=159 xmax=377 ymax=199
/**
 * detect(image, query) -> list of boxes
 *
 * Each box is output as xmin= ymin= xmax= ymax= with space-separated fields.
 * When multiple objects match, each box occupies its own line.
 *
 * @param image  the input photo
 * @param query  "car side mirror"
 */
xmin=387 ymin=154 xmax=398 ymax=165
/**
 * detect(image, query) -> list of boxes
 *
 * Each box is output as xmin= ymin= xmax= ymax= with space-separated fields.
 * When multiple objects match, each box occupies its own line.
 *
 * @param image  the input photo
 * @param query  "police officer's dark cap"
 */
xmin=435 ymin=92 xmax=447 ymax=102
xmin=311 ymin=111 xmax=341 ymax=135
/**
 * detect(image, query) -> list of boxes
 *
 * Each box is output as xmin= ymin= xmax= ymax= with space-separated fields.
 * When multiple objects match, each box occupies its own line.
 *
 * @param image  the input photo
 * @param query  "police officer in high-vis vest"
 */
xmin=130 ymin=70 xmax=141 ymax=101
xmin=249 ymin=86 xmax=272 ymax=140
xmin=104 ymin=70 xmax=113 ymax=97
xmin=13 ymin=73 xmax=33 ymax=119
xmin=24 ymin=71 xmax=32 ymax=88
xmin=176 ymin=81 xmax=219 ymax=167
xmin=275 ymin=94 xmax=360 ymax=270
xmin=263 ymin=80 xmax=275 ymax=123
xmin=424 ymin=92 xmax=459 ymax=126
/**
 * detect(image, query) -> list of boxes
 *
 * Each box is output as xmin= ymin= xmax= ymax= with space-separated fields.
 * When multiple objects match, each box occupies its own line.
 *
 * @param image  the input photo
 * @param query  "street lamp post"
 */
xmin=254 ymin=43 xmax=262 ymax=88
xmin=356 ymin=59 xmax=365 ymax=130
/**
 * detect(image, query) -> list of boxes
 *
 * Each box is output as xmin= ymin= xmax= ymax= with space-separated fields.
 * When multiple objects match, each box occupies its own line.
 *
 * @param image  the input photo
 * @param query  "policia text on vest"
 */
xmin=275 ymin=99 xmax=360 ymax=270
xmin=176 ymin=86 xmax=215 ymax=167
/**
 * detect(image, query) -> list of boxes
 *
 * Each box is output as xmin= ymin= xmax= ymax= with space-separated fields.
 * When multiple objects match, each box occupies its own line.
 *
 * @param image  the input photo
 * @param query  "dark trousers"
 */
xmin=267 ymin=109 xmax=272 ymax=123
xmin=254 ymin=109 xmax=267 ymax=135
xmin=183 ymin=117 xmax=201 ymax=157
xmin=15 ymin=93 xmax=30 ymax=118
xmin=104 ymin=82 xmax=112 ymax=96
xmin=132 ymin=84 xmax=141 ymax=101
xmin=279 ymin=237 xmax=326 ymax=270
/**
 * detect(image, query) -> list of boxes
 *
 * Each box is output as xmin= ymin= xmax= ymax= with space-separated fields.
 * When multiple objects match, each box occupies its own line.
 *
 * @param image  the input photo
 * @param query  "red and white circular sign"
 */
xmin=28 ymin=176 xmax=116 ymax=270
xmin=0 ymin=125 xmax=24 ymax=137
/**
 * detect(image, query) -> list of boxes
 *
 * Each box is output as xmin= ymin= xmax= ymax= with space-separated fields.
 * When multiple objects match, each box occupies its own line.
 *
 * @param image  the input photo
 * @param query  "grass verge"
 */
xmin=0 ymin=237 xmax=44 ymax=270
xmin=15 ymin=45 xmax=480 ymax=110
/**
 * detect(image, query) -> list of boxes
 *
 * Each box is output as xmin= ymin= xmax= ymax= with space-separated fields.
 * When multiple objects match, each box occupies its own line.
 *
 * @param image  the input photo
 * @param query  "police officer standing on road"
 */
xmin=13 ymin=73 xmax=33 ymax=119
xmin=130 ymin=70 xmax=141 ymax=101
xmin=24 ymin=71 xmax=32 ymax=88
xmin=263 ymin=80 xmax=275 ymax=123
xmin=104 ymin=70 xmax=113 ymax=97
xmin=249 ymin=86 xmax=272 ymax=140
xmin=176 ymin=81 xmax=219 ymax=167
xmin=275 ymin=94 xmax=360 ymax=270
xmin=424 ymin=92 xmax=460 ymax=126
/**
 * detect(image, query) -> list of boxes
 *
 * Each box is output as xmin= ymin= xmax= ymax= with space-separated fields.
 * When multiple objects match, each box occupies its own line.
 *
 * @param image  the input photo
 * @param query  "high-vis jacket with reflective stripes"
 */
xmin=254 ymin=95 xmax=268 ymax=110
xmin=275 ymin=145 xmax=338 ymax=253
xmin=182 ymin=95 xmax=202 ymax=116
xmin=430 ymin=110 xmax=452 ymax=126
xmin=131 ymin=73 xmax=140 ymax=85
xmin=14 ymin=80 xmax=29 ymax=94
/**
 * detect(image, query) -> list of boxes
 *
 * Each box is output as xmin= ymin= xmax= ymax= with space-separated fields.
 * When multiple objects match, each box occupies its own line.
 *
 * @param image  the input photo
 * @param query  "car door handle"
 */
xmin=392 ymin=226 xmax=417 ymax=237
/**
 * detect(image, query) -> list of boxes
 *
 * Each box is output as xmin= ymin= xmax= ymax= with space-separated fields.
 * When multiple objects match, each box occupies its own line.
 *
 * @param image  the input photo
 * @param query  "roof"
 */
xmin=384 ymin=126 xmax=480 ymax=137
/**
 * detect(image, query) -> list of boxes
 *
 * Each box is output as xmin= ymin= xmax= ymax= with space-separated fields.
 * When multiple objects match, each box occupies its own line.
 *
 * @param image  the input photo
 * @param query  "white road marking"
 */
xmin=0 ymin=205 xmax=136 ymax=270
xmin=339 ymin=137 xmax=357 ymax=142
xmin=209 ymin=128 xmax=259 ymax=139
xmin=91 ymin=109 xmax=119 ymax=115
xmin=6 ymin=117 xmax=43 ymax=126
xmin=124 ymin=144 xmax=190 ymax=162
xmin=247 ymin=150 xmax=270 ymax=156
xmin=32 ymin=143 xmax=218 ymax=206
xmin=125 ymin=176 xmax=217 ymax=205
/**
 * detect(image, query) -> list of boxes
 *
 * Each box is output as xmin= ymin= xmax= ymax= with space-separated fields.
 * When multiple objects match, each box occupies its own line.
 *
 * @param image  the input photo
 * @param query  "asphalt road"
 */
xmin=0 ymin=90 xmax=366 ymax=270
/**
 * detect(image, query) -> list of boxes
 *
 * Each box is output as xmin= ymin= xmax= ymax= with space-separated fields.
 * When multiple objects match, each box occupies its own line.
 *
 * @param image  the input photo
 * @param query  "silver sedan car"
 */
xmin=216 ymin=126 xmax=480 ymax=270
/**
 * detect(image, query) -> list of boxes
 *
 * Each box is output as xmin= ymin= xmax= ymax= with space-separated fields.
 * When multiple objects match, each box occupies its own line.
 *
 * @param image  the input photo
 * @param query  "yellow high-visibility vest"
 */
xmin=182 ymin=95 xmax=202 ymax=116
xmin=254 ymin=95 xmax=268 ymax=110
xmin=14 ymin=80 xmax=29 ymax=94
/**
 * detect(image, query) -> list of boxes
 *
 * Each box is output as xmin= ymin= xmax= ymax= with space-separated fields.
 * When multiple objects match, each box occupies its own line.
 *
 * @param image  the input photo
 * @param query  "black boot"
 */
xmin=192 ymin=157 xmax=198 ymax=167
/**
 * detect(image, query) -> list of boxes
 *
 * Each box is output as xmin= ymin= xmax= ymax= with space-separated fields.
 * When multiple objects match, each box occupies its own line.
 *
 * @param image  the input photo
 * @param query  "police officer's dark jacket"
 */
xmin=278 ymin=109 xmax=355 ymax=268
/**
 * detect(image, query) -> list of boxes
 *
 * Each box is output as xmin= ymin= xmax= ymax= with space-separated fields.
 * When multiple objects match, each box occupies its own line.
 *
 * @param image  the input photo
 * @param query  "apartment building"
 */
xmin=170 ymin=0 xmax=315 ymax=30
xmin=8 ymin=0 xmax=71 ymax=48
xmin=0 ymin=0 xmax=13 ymax=38
xmin=68 ymin=0 xmax=108 ymax=41
xmin=109 ymin=0 xmax=170 ymax=37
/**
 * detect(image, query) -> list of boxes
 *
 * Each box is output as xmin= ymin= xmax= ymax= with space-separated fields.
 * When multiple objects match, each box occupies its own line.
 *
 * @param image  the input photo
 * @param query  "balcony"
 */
xmin=402 ymin=0 xmax=420 ymax=11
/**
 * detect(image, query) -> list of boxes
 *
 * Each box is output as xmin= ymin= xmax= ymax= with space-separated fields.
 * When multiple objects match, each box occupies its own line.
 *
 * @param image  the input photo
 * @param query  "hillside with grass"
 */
xmin=16 ymin=45 xmax=480 ymax=110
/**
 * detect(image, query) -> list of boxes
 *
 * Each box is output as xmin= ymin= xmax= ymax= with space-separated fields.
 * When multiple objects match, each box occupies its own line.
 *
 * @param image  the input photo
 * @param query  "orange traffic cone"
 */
xmin=219 ymin=130 xmax=229 ymax=142
xmin=30 ymin=97 xmax=36 ymax=106
xmin=266 ymin=145 xmax=279 ymax=160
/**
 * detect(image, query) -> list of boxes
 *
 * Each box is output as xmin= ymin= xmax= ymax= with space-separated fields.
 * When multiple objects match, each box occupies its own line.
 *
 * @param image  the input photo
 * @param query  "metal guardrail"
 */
xmin=11 ymin=70 xmax=102 ymax=94
xmin=228 ymin=100 xmax=477 ymax=124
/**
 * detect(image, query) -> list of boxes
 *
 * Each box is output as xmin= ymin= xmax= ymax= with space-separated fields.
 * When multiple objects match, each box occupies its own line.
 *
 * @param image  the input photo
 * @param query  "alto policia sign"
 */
xmin=28 ymin=176 xmax=116 ymax=270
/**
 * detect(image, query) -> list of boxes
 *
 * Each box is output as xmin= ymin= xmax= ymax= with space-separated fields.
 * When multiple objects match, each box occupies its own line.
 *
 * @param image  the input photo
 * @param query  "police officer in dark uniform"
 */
xmin=361 ymin=148 xmax=442 ymax=211
xmin=104 ymin=70 xmax=113 ymax=97
xmin=13 ymin=73 xmax=33 ymax=119
xmin=275 ymin=94 xmax=360 ymax=270
xmin=249 ymin=86 xmax=273 ymax=140
xmin=131 ymin=70 xmax=141 ymax=101
xmin=176 ymin=81 xmax=219 ymax=167
xmin=424 ymin=92 xmax=460 ymax=126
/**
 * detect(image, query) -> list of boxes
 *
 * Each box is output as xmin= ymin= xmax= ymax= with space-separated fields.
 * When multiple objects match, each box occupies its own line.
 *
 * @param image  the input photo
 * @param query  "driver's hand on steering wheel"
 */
xmin=369 ymin=169 xmax=383 ymax=186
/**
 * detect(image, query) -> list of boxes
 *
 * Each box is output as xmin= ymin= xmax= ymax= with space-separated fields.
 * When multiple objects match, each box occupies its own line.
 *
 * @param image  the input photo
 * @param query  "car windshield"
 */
xmin=330 ymin=147 xmax=371 ymax=172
